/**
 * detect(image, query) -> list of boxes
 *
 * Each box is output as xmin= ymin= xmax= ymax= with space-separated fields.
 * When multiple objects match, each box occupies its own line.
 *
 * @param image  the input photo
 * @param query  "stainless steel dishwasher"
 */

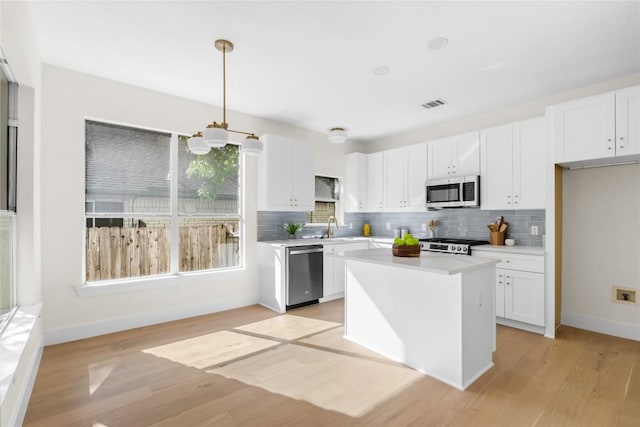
xmin=286 ymin=244 xmax=323 ymax=309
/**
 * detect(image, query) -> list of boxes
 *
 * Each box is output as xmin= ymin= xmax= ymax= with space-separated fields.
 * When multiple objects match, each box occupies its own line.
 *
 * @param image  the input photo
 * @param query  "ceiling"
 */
xmin=27 ymin=1 xmax=640 ymax=142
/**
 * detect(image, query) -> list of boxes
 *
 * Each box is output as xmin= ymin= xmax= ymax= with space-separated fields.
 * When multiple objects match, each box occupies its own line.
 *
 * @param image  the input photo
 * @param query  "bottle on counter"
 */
xmin=363 ymin=223 xmax=370 ymax=237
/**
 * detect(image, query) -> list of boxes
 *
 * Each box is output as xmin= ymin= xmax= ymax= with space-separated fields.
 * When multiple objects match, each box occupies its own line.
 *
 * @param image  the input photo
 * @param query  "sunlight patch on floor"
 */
xmin=234 ymin=314 xmax=341 ymax=341
xmin=299 ymin=326 xmax=392 ymax=361
xmin=208 ymin=344 xmax=422 ymax=417
xmin=88 ymin=357 xmax=119 ymax=395
xmin=142 ymin=330 xmax=280 ymax=369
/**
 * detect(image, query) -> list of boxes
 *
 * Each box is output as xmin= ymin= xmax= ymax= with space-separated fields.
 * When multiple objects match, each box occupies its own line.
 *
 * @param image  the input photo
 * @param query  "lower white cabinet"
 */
xmin=475 ymin=248 xmax=545 ymax=331
xmin=322 ymin=241 xmax=370 ymax=300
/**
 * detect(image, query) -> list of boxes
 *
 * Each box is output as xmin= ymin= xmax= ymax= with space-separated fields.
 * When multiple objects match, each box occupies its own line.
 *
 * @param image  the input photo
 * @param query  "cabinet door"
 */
xmin=258 ymin=135 xmax=294 ymax=210
xmin=356 ymin=153 xmax=368 ymax=211
xmin=427 ymin=137 xmax=453 ymax=180
xmin=344 ymin=153 xmax=360 ymax=212
xmin=383 ymin=147 xmax=406 ymax=211
xmin=291 ymin=141 xmax=315 ymax=211
xmin=615 ymin=86 xmax=640 ymax=157
xmin=454 ymin=131 xmax=480 ymax=176
xmin=323 ymin=247 xmax=336 ymax=297
xmin=552 ymin=92 xmax=616 ymax=163
xmin=405 ymin=142 xmax=428 ymax=211
xmin=367 ymin=152 xmax=384 ymax=211
xmin=495 ymin=268 xmax=505 ymax=318
xmin=514 ymin=117 xmax=546 ymax=209
xmin=333 ymin=242 xmax=369 ymax=294
xmin=504 ymin=270 xmax=545 ymax=326
xmin=480 ymin=124 xmax=514 ymax=210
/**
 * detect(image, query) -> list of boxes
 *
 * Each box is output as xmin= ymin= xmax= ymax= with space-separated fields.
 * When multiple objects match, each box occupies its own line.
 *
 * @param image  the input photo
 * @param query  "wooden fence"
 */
xmin=86 ymin=225 xmax=239 ymax=281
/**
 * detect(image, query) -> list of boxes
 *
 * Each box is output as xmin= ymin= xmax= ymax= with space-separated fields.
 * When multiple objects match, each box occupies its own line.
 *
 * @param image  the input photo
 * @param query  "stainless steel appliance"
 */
xmin=426 ymin=175 xmax=480 ymax=209
xmin=419 ymin=238 xmax=488 ymax=255
xmin=286 ymin=245 xmax=323 ymax=309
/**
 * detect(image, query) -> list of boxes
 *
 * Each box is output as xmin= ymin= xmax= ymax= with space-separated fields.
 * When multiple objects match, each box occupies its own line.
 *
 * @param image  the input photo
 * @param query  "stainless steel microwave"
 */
xmin=426 ymin=175 xmax=480 ymax=209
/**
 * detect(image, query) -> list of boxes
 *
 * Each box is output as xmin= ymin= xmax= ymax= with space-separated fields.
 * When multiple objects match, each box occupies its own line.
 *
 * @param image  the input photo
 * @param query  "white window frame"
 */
xmin=83 ymin=122 xmax=244 ymax=286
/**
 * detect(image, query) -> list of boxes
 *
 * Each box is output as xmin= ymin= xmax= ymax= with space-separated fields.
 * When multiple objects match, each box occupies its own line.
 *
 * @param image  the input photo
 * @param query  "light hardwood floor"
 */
xmin=24 ymin=300 xmax=639 ymax=426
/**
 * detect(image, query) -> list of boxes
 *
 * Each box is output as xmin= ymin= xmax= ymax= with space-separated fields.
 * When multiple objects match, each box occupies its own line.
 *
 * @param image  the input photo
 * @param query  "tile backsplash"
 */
xmin=258 ymin=209 xmax=545 ymax=246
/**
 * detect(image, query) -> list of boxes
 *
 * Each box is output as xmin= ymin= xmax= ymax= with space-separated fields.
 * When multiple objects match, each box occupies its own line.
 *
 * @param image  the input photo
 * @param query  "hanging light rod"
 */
xmin=188 ymin=39 xmax=263 ymax=155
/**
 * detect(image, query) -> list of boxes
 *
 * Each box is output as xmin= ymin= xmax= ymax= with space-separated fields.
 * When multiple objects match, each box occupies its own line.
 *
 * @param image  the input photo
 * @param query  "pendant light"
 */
xmin=188 ymin=39 xmax=263 ymax=155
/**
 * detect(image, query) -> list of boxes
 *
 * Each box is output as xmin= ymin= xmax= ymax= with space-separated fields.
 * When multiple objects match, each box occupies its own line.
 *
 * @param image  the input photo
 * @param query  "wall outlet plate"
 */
xmin=531 ymin=225 xmax=539 ymax=235
xmin=386 ymin=223 xmax=391 ymax=230
xmin=421 ymin=224 xmax=427 ymax=232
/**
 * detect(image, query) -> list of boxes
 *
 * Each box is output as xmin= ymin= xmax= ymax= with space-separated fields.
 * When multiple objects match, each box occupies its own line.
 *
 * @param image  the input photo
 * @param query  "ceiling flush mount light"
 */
xmin=187 ymin=39 xmax=263 ymax=155
xmin=427 ymin=37 xmax=449 ymax=50
xmin=328 ymin=127 xmax=348 ymax=144
xmin=373 ymin=66 xmax=390 ymax=76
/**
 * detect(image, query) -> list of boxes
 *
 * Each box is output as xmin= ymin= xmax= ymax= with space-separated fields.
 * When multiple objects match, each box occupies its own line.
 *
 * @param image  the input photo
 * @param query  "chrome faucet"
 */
xmin=326 ymin=215 xmax=338 ymax=238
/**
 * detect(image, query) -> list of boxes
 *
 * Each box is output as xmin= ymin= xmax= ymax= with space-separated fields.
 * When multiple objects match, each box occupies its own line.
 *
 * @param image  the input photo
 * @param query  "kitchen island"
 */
xmin=342 ymin=248 xmax=498 ymax=390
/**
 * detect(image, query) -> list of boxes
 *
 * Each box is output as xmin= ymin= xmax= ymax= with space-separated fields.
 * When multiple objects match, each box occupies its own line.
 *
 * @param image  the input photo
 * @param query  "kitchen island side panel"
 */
xmin=461 ymin=266 xmax=496 ymax=388
xmin=344 ymin=259 xmax=465 ymax=388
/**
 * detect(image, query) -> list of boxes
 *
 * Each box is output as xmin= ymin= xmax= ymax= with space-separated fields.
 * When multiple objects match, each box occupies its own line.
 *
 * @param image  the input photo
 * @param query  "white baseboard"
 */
xmin=45 ymin=295 xmax=258 ymax=345
xmin=562 ymin=311 xmax=640 ymax=341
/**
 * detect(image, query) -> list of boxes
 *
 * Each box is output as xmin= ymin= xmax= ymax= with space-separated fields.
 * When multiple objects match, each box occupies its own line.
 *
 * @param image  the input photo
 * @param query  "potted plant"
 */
xmin=283 ymin=222 xmax=303 ymax=239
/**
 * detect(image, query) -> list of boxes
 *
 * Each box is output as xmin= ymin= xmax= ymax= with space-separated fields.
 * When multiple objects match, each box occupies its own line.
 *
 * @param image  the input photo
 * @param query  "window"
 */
xmin=305 ymin=176 xmax=338 ymax=224
xmin=85 ymin=121 xmax=241 ymax=283
xmin=0 ymin=47 xmax=17 ymax=331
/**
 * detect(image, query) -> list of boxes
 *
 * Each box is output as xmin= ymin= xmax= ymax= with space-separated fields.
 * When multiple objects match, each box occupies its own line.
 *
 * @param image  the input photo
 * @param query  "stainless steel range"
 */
xmin=419 ymin=238 xmax=488 ymax=255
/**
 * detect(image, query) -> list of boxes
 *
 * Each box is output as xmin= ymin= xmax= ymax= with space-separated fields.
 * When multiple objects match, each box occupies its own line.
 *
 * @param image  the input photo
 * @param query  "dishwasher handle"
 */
xmin=288 ymin=246 xmax=323 ymax=255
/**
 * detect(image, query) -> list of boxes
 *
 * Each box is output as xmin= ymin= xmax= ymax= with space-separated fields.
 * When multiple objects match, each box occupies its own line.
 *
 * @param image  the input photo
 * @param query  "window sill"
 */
xmin=75 ymin=267 xmax=245 ymax=297
xmin=0 ymin=303 xmax=42 ymax=409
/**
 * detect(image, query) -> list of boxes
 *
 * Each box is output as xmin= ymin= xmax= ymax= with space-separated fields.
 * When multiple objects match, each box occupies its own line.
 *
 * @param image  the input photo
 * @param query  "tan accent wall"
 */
xmin=554 ymin=165 xmax=563 ymax=328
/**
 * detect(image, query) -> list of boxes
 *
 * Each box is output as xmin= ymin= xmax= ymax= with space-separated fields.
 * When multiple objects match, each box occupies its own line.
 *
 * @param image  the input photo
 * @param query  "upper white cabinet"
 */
xmin=257 ymin=134 xmax=314 ymax=211
xmin=367 ymin=152 xmax=384 ymax=212
xmin=344 ymin=153 xmax=367 ymax=212
xmin=551 ymin=85 xmax=639 ymax=165
xmin=427 ymin=131 xmax=480 ymax=180
xmin=383 ymin=143 xmax=427 ymax=211
xmin=481 ymin=117 xmax=546 ymax=210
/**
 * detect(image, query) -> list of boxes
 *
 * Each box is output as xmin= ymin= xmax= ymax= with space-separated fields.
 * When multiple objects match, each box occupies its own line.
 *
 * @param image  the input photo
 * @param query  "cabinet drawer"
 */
xmin=474 ymin=250 xmax=544 ymax=273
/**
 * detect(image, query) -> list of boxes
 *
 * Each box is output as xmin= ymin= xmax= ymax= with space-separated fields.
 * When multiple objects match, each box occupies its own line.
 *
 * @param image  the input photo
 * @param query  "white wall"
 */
xmin=40 ymin=65 xmax=359 ymax=344
xmin=366 ymin=74 xmax=640 ymax=153
xmin=561 ymin=164 xmax=640 ymax=340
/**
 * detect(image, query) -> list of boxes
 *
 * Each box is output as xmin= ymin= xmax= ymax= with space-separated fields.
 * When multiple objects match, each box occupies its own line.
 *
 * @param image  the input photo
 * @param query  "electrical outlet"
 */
xmin=386 ymin=223 xmax=391 ymax=230
xmin=349 ymin=223 xmax=353 ymax=229
xmin=531 ymin=225 xmax=539 ymax=235
xmin=421 ymin=223 xmax=427 ymax=232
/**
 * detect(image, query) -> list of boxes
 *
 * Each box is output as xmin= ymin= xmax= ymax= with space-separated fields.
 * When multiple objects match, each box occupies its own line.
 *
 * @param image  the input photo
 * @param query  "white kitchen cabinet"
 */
xmin=475 ymin=248 xmax=545 ymax=331
xmin=344 ymin=153 xmax=367 ymax=212
xmin=383 ymin=142 xmax=427 ymax=211
xmin=427 ymin=131 xmax=480 ymax=180
xmin=481 ymin=117 xmax=546 ymax=210
xmin=367 ymin=152 xmax=384 ymax=212
xmin=257 ymin=134 xmax=314 ymax=211
xmin=551 ymin=85 xmax=639 ymax=165
xmin=322 ymin=241 xmax=370 ymax=300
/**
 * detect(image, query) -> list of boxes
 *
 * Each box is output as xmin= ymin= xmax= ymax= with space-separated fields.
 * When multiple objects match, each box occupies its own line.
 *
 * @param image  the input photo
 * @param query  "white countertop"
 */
xmin=473 ymin=244 xmax=545 ymax=256
xmin=342 ymin=248 xmax=498 ymax=275
xmin=257 ymin=236 xmax=390 ymax=247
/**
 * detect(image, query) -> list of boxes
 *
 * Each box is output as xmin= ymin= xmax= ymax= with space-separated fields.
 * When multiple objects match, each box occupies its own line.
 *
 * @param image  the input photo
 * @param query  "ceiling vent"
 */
xmin=421 ymin=98 xmax=447 ymax=109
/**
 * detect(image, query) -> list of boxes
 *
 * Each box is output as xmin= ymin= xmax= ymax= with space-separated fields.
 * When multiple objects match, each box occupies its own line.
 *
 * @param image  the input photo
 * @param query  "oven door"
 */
xmin=426 ymin=177 xmax=463 ymax=208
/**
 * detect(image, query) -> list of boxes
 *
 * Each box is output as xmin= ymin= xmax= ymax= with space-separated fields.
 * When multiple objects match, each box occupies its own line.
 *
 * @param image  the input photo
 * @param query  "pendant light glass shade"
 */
xmin=328 ymin=127 xmax=347 ymax=144
xmin=188 ymin=133 xmax=211 ymax=155
xmin=203 ymin=124 xmax=228 ymax=148
xmin=242 ymin=135 xmax=263 ymax=155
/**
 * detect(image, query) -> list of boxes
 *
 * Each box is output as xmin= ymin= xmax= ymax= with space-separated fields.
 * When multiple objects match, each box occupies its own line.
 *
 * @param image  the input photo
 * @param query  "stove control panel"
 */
xmin=420 ymin=242 xmax=471 ymax=255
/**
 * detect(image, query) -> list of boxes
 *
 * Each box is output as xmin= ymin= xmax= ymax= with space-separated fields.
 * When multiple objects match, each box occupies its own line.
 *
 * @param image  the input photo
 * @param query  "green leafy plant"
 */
xmin=180 ymin=136 xmax=239 ymax=200
xmin=283 ymin=223 xmax=303 ymax=236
